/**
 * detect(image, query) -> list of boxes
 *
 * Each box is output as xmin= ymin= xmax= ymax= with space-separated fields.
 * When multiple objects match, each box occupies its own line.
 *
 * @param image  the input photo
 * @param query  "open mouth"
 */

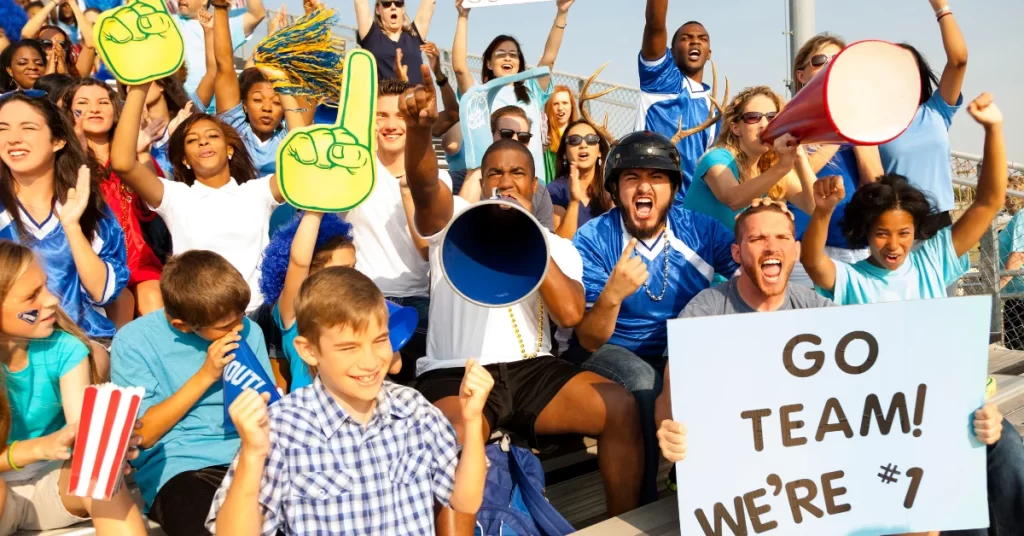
xmin=634 ymin=196 xmax=653 ymax=219
xmin=389 ymin=12 xmax=398 ymax=22
xmin=761 ymin=258 xmax=782 ymax=281
xmin=350 ymin=369 xmax=381 ymax=386
xmin=578 ymin=150 xmax=590 ymax=161
xmin=382 ymin=131 xmax=402 ymax=142
xmin=7 ymin=148 xmax=28 ymax=160
xmin=883 ymin=253 xmax=901 ymax=266
xmin=688 ymin=48 xmax=701 ymax=61
xmin=500 ymin=63 xmax=514 ymax=74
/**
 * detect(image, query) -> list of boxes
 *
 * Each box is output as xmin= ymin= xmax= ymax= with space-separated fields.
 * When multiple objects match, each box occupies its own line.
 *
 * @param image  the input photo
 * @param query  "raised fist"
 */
xmin=94 ymin=0 xmax=184 ymax=84
xmin=812 ymin=176 xmax=846 ymax=211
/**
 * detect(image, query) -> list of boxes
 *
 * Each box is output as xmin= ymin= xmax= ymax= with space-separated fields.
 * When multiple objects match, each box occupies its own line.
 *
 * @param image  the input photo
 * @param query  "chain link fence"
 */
xmin=243 ymin=13 xmax=1024 ymax=345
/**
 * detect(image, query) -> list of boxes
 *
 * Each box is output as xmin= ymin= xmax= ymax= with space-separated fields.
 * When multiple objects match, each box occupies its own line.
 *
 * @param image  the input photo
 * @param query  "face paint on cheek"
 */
xmin=74 ymin=110 xmax=82 ymax=118
xmin=17 ymin=310 xmax=38 ymax=325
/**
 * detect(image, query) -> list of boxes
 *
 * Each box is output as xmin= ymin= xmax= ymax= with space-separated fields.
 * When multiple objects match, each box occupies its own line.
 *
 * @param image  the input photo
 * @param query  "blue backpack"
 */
xmin=474 ymin=437 xmax=575 ymax=536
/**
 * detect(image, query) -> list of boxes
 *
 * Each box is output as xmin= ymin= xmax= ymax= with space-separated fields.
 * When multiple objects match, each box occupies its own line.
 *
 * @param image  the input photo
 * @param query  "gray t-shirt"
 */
xmin=681 ymin=277 xmax=835 ymax=318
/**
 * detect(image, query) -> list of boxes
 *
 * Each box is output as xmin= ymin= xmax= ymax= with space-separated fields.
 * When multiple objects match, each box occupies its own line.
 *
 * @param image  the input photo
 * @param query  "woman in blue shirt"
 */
xmin=0 ymin=92 xmax=128 ymax=365
xmin=786 ymin=32 xmax=885 ymax=286
xmin=548 ymin=119 xmax=613 ymax=239
xmin=878 ymin=0 xmax=968 ymax=230
xmin=802 ymin=93 xmax=1005 ymax=305
xmin=682 ymin=86 xmax=816 ymax=230
xmin=452 ymin=0 xmax=574 ymax=177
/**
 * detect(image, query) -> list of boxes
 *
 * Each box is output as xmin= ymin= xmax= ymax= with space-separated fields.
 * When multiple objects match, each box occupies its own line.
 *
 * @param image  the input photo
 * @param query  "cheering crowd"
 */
xmin=0 ymin=0 xmax=1022 ymax=534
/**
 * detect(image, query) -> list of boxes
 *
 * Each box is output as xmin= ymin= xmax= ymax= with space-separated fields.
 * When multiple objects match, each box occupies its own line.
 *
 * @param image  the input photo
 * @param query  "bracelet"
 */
xmin=284 ymin=107 xmax=308 ymax=113
xmin=8 ymin=441 xmax=22 ymax=471
xmin=554 ymin=22 xmax=566 ymax=30
xmin=937 ymin=11 xmax=953 ymax=21
xmin=436 ymin=75 xmax=449 ymax=87
xmin=935 ymin=5 xmax=952 ymax=17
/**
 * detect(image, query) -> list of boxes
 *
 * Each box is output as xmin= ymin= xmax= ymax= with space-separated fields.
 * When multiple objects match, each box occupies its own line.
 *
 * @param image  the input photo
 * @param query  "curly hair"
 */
xmin=259 ymin=212 xmax=355 ymax=305
xmin=711 ymin=85 xmax=787 ymax=201
xmin=841 ymin=174 xmax=939 ymax=249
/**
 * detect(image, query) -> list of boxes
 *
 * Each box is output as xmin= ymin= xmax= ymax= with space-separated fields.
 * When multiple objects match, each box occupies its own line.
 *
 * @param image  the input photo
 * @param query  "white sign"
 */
xmin=460 ymin=0 xmax=552 ymax=8
xmin=667 ymin=297 xmax=991 ymax=535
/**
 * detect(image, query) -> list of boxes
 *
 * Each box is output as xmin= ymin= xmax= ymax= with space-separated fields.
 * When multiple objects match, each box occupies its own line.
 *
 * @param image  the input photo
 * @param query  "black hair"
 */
xmin=841 ymin=174 xmax=940 ymax=249
xmin=898 ymin=43 xmax=939 ymax=106
xmin=481 ymin=35 xmax=530 ymax=105
xmin=0 ymin=40 xmax=46 ymax=90
xmin=168 ymin=113 xmax=257 ymax=187
xmin=38 ymin=26 xmax=78 ymax=77
xmin=672 ymin=20 xmax=707 ymax=45
xmin=555 ymin=119 xmax=613 ymax=217
xmin=238 ymin=67 xmax=270 ymax=103
xmin=155 ymin=74 xmax=191 ymax=118
xmin=33 ymin=73 xmax=76 ymax=104
xmin=378 ymin=78 xmax=409 ymax=97
xmin=482 ymin=138 xmax=535 ymax=179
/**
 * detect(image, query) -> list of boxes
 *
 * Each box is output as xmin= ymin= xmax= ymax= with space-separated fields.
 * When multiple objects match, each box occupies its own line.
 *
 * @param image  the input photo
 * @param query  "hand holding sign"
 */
xmin=93 ymin=0 xmax=184 ymax=84
xmin=229 ymin=389 xmax=273 ymax=457
xmin=276 ymin=49 xmax=377 ymax=212
xmin=657 ymin=420 xmax=687 ymax=463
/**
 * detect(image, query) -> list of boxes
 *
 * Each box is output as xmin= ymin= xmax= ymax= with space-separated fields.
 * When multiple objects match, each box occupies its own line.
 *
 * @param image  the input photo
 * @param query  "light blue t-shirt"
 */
xmin=272 ymin=303 xmax=312 ymax=392
xmin=999 ymin=211 xmax=1024 ymax=294
xmin=176 ymin=12 xmax=248 ymax=97
xmin=682 ymin=148 xmax=744 ymax=230
xmin=220 ymin=102 xmax=287 ymax=177
xmin=878 ymin=92 xmax=962 ymax=213
xmin=489 ymin=79 xmax=552 ymax=181
xmin=110 ymin=311 xmax=273 ymax=511
xmin=6 ymin=331 xmax=88 ymax=443
xmin=825 ymin=227 xmax=967 ymax=305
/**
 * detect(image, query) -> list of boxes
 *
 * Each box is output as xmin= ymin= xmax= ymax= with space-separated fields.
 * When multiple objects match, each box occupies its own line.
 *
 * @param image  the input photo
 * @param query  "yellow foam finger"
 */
xmin=337 ymin=50 xmax=377 ymax=147
xmin=94 ymin=0 xmax=184 ymax=85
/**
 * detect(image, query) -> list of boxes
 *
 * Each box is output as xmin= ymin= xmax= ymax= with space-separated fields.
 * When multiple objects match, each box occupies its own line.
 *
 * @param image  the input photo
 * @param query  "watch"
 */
xmin=436 ymin=74 xmax=449 ymax=87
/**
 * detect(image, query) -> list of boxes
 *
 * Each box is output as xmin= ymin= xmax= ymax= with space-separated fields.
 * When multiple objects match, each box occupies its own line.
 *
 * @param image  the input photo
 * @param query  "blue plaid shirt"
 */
xmin=206 ymin=378 xmax=460 ymax=535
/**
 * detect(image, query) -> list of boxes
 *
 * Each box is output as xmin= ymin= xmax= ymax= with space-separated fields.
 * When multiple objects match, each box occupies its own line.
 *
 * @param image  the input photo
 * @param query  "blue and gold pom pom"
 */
xmin=254 ymin=7 xmax=346 ymax=99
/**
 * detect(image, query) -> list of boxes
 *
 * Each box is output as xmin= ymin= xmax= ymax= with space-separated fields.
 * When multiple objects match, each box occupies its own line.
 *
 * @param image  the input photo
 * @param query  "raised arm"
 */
xmin=214 ymin=2 xmax=243 ymax=114
xmin=68 ymin=0 xmax=96 ymax=75
xmin=193 ymin=10 xmax=218 ymax=109
xmin=241 ymin=0 xmax=268 ymax=37
xmin=20 ymin=0 xmax=58 ymax=38
xmin=401 ymin=65 xmax=455 ymax=236
xmin=423 ymin=42 xmax=460 ymax=135
xmin=783 ymin=147 xmax=817 ymax=215
xmin=452 ymin=0 xmax=474 ymax=95
xmin=110 ymin=84 xmax=165 ymax=208
xmin=852 ymin=145 xmax=884 ymax=185
xmin=535 ymin=0 xmax=573 ymax=91
xmin=641 ymin=0 xmax=669 ymax=61
xmin=353 ymin=0 xmax=374 ymax=40
xmin=413 ymin=0 xmax=437 ymax=39
xmin=801 ymin=177 xmax=844 ymax=293
xmin=929 ymin=0 xmax=967 ymax=107
xmin=951 ymin=94 xmax=1005 ymax=257
xmin=278 ymin=211 xmax=323 ymax=328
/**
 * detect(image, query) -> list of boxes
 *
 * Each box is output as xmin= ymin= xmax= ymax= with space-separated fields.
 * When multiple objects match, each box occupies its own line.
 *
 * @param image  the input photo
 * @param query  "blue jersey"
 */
xmin=573 ymin=204 xmax=739 ymax=356
xmin=789 ymin=147 xmax=862 ymax=248
xmin=0 ymin=202 xmax=128 ymax=339
xmin=635 ymin=51 xmax=719 ymax=198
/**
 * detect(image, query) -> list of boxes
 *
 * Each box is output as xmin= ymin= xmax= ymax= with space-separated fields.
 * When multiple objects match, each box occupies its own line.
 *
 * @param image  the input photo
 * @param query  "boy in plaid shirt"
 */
xmin=205 ymin=267 xmax=493 ymax=535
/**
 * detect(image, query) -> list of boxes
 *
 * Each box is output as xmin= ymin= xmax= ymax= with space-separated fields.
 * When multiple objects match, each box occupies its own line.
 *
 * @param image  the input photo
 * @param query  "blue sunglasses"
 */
xmin=0 ymin=89 xmax=47 ymax=103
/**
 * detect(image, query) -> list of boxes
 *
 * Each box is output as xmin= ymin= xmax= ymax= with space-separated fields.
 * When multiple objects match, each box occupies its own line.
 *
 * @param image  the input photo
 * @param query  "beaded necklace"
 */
xmin=508 ymin=301 xmax=544 ymax=359
xmin=642 ymin=230 xmax=670 ymax=301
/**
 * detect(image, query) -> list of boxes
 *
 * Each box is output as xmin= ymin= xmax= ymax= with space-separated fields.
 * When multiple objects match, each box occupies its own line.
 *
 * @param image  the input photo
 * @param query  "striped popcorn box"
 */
xmin=67 ymin=384 xmax=145 ymax=500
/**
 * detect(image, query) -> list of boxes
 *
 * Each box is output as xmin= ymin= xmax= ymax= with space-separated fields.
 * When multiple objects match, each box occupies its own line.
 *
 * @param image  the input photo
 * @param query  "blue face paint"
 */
xmin=17 ymin=310 xmax=38 ymax=325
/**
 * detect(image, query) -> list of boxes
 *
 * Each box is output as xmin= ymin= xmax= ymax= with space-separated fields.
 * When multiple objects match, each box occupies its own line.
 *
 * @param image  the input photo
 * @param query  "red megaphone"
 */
xmin=761 ymin=40 xmax=921 ymax=146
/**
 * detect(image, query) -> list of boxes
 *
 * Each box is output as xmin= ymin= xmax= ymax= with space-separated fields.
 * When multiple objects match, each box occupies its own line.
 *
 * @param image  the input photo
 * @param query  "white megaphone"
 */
xmin=439 ymin=190 xmax=551 ymax=308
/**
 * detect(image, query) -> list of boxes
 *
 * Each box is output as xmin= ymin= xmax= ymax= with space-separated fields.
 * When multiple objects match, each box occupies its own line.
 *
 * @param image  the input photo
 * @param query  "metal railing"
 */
xmin=240 ymin=13 xmax=1024 ymax=345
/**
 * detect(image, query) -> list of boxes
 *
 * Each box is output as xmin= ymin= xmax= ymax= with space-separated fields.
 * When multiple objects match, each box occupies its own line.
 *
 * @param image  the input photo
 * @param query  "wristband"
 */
xmin=436 ymin=75 xmax=449 ymax=87
xmin=935 ymin=5 xmax=952 ymax=18
xmin=554 ymin=22 xmax=567 ymax=30
xmin=937 ymin=11 xmax=952 ymax=21
xmin=8 ymin=440 xmax=22 ymax=471
xmin=284 ymin=108 xmax=308 ymax=113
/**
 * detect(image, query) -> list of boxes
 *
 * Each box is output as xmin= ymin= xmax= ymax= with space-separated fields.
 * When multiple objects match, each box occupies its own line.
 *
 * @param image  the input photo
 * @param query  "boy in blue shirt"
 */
xmin=111 ymin=250 xmax=276 ymax=536
xmin=207 ymin=267 xmax=491 ymax=535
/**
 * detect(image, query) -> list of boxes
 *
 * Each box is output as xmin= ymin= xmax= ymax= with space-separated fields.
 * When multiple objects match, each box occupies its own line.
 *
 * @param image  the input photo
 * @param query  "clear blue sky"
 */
xmin=281 ymin=0 xmax=1023 ymax=162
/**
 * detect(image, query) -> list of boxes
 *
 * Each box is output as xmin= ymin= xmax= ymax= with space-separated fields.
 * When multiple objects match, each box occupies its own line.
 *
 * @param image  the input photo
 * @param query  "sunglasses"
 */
xmin=379 ymin=0 xmax=404 ymax=7
xmin=566 ymin=133 xmax=601 ymax=147
xmin=498 ymin=129 xmax=532 ymax=144
xmin=735 ymin=111 xmax=777 ymax=124
xmin=802 ymin=53 xmax=835 ymax=69
xmin=0 ymin=89 xmax=47 ymax=104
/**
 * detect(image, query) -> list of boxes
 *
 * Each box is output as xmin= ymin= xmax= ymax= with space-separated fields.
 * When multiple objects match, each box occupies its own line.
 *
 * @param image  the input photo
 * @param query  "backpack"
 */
xmin=474 ymin=436 xmax=575 ymax=536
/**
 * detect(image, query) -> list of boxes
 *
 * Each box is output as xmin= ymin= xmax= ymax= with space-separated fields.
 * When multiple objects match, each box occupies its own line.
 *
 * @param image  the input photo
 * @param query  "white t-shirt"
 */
xmin=152 ymin=176 xmax=280 ymax=312
xmin=417 ymin=196 xmax=584 ymax=376
xmin=344 ymin=160 xmax=452 ymax=298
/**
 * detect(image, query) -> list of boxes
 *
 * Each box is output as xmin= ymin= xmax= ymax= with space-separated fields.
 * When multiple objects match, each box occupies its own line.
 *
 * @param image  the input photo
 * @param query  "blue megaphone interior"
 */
xmin=386 ymin=300 xmax=418 ymax=352
xmin=441 ymin=203 xmax=548 ymax=307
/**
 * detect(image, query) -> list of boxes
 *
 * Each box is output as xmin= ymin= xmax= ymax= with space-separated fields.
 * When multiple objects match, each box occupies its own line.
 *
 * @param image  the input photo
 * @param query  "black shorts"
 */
xmin=415 ymin=356 xmax=582 ymax=449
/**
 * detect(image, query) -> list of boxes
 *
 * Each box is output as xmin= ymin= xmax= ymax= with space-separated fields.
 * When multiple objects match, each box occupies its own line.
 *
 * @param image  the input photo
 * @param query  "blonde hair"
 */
xmin=0 ymin=241 xmax=99 ymax=445
xmin=712 ymin=86 xmax=788 ymax=201
xmin=544 ymin=86 xmax=579 ymax=153
xmin=792 ymin=33 xmax=847 ymax=93
xmin=374 ymin=3 xmax=416 ymax=35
